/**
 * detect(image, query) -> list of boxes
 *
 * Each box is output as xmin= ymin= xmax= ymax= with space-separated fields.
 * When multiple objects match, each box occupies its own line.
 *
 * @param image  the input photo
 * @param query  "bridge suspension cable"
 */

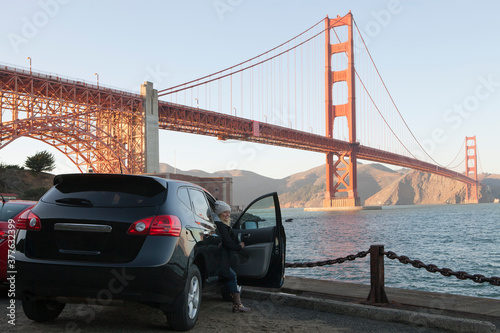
xmin=447 ymin=156 xmax=466 ymax=171
xmin=354 ymin=70 xmax=418 ymax=159
xmin=443 ymin=138 xmax=466 ymax=169
xmin=154 ymin=13 xmax=475 ymax=183
xmin=328 ymin=22 xmax=417 ymax=158
xmin=477 ymin=146 xmax=484 ymax=175
xmin=158 ymin=17 xmax=327 ymax=96
xmin=352 ymin=18 xmax=448 ymax=167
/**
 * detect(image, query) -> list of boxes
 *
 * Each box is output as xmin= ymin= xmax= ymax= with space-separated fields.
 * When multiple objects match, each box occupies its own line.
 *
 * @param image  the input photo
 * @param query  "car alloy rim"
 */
xmin=187 ymin=276 xmax=200 ymax=319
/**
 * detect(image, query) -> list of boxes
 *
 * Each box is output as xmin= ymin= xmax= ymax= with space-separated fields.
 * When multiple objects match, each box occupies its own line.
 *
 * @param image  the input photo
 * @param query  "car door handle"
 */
xmin=238 ymin=233 xmax=250 ymax=242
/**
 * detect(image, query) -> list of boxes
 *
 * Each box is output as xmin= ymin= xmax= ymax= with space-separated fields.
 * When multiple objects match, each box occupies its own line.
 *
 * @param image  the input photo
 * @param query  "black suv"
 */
xmin=15 ymin=173 xmax=286 ymax=331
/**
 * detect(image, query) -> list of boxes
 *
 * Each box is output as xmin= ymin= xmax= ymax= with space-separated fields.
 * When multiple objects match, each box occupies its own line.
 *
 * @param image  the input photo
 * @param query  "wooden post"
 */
xmin=366 ymin=244 xmax=389 ymax=304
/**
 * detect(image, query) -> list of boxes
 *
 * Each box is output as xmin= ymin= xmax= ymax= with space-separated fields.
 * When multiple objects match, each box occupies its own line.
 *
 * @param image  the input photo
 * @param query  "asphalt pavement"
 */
xmin=0 ymin=277 xmax=498 ymax=332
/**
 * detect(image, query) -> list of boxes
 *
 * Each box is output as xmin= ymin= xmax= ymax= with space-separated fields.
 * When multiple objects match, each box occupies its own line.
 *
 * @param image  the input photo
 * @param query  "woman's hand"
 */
xmin=239 ymin=242 xmax=245 ymax=249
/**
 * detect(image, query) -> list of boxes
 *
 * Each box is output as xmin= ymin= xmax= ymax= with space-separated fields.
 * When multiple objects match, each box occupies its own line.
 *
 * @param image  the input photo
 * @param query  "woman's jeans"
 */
xmin=228 ymin=268 xmax=239 ymax=293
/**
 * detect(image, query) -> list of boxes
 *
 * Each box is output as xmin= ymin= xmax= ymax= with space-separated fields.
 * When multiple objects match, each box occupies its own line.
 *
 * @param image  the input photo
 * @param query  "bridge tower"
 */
xmin=465 ymin=136 xmax=479 ymax=203
xmin=323 ymin=12 xmax=360 ymax=208
xmin=141 ymin=81 xmax=160 ymax=174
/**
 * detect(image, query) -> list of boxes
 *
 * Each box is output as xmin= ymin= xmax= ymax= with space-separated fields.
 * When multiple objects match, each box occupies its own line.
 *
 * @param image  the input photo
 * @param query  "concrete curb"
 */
xmin=244 ymin=289 xmax=497 ymax=333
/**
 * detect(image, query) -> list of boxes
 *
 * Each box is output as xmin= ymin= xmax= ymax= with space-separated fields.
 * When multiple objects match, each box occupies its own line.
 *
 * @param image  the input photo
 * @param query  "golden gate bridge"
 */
xmin=0 ymin=12 xmax=479 ymax=208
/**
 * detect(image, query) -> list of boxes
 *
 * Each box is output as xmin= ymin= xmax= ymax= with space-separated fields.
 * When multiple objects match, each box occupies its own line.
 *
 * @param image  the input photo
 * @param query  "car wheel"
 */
xmin=166 ymin=265 xmax=201 ymax=331
xmin=22 ymin=299 xmax=65 ymax=322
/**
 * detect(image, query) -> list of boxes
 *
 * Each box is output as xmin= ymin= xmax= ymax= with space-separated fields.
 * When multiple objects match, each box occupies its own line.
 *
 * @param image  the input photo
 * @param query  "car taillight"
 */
xmin=127 ymin=217 xmax=153 ymax=235
xmin=127 ymin=215 xmax=181 ymax=237
xmin=0 ymin=230 xmax=6 ymax=242
xmin=15 ymin=210 xmax=41 ymax=230
xmin=150 ymin=215 xmax=182 ymax=236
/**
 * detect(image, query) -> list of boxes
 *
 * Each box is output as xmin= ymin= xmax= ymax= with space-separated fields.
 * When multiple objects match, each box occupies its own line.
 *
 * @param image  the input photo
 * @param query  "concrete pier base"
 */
xmin=246 ymin=276 xmax=499 ymax=333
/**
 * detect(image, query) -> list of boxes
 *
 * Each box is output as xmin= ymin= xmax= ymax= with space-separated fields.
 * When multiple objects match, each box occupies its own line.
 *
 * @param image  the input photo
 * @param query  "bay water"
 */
xmin=282 ymin=203 xmax=500 ymax=299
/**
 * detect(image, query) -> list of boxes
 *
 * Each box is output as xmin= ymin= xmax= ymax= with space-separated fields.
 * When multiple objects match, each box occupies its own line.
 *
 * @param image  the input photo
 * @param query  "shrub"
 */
xmin=24 ymin=151 xmax=56 ymax=172
xmin=22 ymin=187 xmax=49 ymax=201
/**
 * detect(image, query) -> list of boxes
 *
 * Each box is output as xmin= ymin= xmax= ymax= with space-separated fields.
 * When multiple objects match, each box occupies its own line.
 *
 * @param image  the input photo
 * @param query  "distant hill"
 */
xmin=161 ymin=162 xmax=402 ymax=207
xmin=277 ymin=163 xmax=404 ymax=207
xmin=2 ymin=163 xmax=498 ymax=207
xmin=0 ymin=168 xmax=53 ymax=200
xmin=160 ymin=163 xmax=288 ymax=205
xmin=161 ymin=163 xmax=499 ymax=207
xmin=481 ymin=174 xmax=500 ymax=200
xmin=364 ymin=170 xmax=490 ymax=205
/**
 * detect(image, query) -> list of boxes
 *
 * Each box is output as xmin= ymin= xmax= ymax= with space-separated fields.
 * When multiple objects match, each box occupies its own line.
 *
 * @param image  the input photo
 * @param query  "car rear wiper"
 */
xmin=55 ymin=198 xmax=93 ymax=207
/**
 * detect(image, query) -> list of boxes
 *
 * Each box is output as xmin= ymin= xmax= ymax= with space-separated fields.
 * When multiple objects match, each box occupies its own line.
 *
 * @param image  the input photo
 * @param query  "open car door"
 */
xmin=230 ymin=192 xmax=286 ymax=288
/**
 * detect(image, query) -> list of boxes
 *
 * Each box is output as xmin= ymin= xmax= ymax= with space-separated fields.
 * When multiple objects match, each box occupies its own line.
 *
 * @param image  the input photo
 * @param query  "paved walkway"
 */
xmin=1 ymin=278 xmax=498 ymax=332
xmin=244 ymin=276 xmax=499 ymax=333
xmin=0 ymin=286 xmax=443 ymax=333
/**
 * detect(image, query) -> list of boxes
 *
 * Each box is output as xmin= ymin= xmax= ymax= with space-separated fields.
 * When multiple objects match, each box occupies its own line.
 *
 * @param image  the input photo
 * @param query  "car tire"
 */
xmin=21 ymin=299 xmax=65 ymax=322
xmin=166 ymin=265 xmax=201 ymax=331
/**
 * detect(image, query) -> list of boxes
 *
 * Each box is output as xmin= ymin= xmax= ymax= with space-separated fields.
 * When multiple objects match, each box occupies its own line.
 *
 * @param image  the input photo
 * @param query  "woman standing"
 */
xmin=213 ymin=200 xmax=250 ymax=313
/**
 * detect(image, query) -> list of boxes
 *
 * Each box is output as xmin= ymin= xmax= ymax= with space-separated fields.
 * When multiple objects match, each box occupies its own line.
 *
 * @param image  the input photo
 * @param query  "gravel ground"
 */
xmin=0 ymin=284 xmax=445 ymax=332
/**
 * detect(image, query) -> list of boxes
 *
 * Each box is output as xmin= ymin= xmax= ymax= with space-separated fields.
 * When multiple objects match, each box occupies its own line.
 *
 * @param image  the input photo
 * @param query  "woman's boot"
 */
xmin=230 ymin=292 xmax=250 ymax=312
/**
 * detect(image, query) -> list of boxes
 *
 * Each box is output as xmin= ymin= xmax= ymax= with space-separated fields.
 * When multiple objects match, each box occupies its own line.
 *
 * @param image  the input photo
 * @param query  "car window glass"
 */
xmin=188 ymin=189 xmax=210 ymax=221
xmin=0 ymin=203 xmax=32 ymax=220
xmin=237 ymin=195 xmax=276 ymax=230
xmin=177 ymin=187 xmax=191 ymax=209
xmin=41 ymin=175 xmax=167 ymax=208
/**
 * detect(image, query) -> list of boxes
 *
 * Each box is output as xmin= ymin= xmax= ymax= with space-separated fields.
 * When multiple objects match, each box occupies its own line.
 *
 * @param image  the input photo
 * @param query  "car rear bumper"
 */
xmin=16 ymin=258 xmax=188 ymax=311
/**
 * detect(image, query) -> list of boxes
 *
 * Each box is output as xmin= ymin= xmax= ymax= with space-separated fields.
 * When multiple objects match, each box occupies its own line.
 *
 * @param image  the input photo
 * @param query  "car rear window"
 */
xmin=41 ymin=174 xmax=167 ymax=208
xmin=0 ymin=203 xmax=33 ymax=221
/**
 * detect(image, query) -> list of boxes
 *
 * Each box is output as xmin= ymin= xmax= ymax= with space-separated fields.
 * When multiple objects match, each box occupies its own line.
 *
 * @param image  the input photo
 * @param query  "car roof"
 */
xmin=52 ymin=173 xmax=213 ymax=199
xmin=53 ymin=173 xmax=169 ymax=185
xmin=163 ymin=179 xmax=215 ymax=199
xmin=2 ymin=200 xmax=37 ymax=205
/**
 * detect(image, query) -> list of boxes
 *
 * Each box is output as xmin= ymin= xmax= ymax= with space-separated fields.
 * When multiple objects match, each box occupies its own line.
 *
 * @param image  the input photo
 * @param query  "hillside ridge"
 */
xmin=1 ymin=164 xmax=498 ymax=207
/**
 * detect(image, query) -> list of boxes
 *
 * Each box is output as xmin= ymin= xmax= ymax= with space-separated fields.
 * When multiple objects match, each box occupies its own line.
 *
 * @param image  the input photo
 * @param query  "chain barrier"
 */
xmin=284 ymin=248 xmax=500 ymax=287
xmin=385 ymin=251 xmax=500 ymax=286
xmin=284 ymin=250 xmax=369 ymax=268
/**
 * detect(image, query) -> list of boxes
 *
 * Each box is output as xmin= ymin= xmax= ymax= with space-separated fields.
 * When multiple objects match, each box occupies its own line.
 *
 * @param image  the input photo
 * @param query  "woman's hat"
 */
xmin=214 ymin=200 xmax=231 ymax=215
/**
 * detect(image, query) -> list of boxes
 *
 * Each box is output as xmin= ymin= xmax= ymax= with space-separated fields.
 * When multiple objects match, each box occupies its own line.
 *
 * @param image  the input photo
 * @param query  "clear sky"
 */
xmin=1 ymin=0 xmax=499 ymax=178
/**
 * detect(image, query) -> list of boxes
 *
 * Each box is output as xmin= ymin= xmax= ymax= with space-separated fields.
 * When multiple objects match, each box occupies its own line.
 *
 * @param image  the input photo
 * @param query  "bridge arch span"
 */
xmin=0 ymin=67 xmax=152 ymax=174
xmin=1 ymin=117 xmax=141 ymax=173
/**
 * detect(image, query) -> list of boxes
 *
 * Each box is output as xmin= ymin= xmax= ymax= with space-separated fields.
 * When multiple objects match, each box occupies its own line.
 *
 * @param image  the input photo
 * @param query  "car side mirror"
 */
xmin=241 ymin=221 xmax=258 ymax=230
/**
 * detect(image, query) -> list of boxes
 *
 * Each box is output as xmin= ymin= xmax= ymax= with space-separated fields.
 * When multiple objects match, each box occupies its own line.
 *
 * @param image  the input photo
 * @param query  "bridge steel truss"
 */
xmin=0 ymin=66 xmax=145 ymax=174
xmin=0 ymin=65 xmax=476 ymax=191
xmin=158 ymin=101 xmax=476 ymax=187
xmin=0 ymin=15 xmax=478 ymax=201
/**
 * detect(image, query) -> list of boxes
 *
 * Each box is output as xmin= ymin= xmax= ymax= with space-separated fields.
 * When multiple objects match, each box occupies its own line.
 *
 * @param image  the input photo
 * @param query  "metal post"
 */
xmin=141 ymin=81 xmax=160 ymax=174
xmin=27 ymin=57 xmax=32 ymax=76
xmin=366 ymin=244 xmax=389 ymax=304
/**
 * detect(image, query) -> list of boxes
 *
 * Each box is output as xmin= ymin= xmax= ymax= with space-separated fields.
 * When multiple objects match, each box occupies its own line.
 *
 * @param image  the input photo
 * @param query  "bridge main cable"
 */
xmin=158 ymin=17 xmax=339 ymax=96
xmin=352 ymin=18 xmax=448 ymax=168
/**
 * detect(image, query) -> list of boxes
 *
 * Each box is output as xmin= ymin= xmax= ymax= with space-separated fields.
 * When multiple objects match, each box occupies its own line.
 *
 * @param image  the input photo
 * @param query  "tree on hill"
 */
xmin=25 ymin=150 xmax=56 ymax=172
xmin=0 ymin=163 xmax=24 ymax=170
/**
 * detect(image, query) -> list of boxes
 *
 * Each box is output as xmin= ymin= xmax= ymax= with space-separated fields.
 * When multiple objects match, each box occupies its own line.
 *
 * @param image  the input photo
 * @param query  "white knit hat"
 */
xmin=214 ymin=200 xmax=231 ymax=215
